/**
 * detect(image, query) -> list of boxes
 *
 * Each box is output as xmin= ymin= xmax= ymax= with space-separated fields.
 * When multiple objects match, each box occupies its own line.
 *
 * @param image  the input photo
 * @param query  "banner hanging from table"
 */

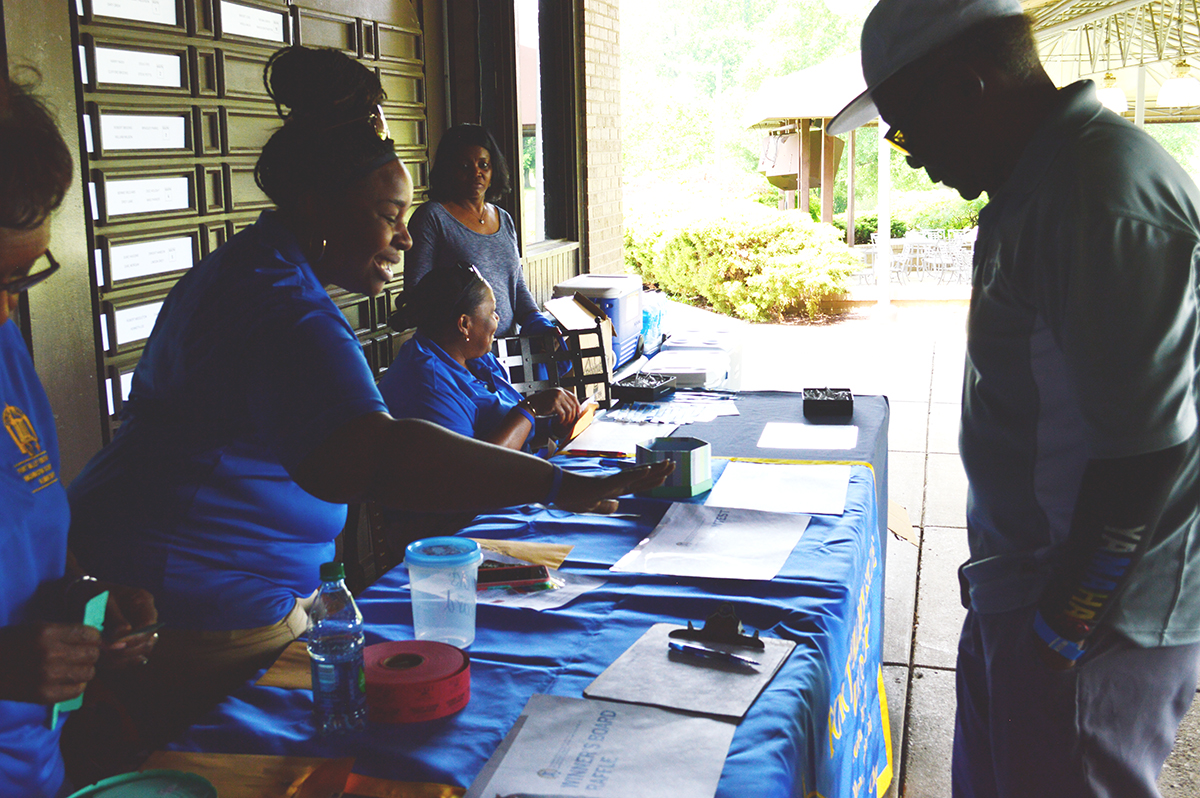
xmin=819 ymin=515 xmax=892 ymax=798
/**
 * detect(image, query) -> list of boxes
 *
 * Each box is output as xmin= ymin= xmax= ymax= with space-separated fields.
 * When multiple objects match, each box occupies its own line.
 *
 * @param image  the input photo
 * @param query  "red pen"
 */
xmin=562 ymin=449 xmax=632 ymax=458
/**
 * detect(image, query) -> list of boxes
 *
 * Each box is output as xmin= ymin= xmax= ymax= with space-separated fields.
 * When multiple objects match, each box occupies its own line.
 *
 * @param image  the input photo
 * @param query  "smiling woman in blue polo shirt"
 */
xmin=380 ymin=264 xmax=580 ymax=450
xmin=66 ymin=46 xmax=670 ymax=767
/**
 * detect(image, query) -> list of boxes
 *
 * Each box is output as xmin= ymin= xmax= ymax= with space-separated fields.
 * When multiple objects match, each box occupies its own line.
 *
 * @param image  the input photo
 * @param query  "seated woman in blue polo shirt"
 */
xmin=379 ymin=263 xmax=580 ymax=450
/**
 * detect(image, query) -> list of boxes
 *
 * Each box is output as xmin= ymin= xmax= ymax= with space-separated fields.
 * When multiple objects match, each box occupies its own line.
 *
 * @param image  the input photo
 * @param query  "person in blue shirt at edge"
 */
xmin=829 ymin=0 xmax=1199 ymax=795
xmin=376 ymin=264 xmax=583 ymax=549
xmin=66 ymin=46 xmax=671 ymax=775
xmin=404 ymin=123 xmax=562 ymax=349
xmin=0 ymin=70 xmax=158 ymax=798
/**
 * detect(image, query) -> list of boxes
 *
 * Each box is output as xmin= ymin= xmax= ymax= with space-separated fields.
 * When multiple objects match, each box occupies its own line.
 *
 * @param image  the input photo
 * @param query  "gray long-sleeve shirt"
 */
xmin=403 ymin=201 xmax=538 ymax=336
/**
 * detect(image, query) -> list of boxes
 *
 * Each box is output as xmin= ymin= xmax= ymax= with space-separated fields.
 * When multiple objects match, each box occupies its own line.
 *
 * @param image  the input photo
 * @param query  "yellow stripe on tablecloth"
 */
xmin=876 ymin=665 xmax=895 ymax=797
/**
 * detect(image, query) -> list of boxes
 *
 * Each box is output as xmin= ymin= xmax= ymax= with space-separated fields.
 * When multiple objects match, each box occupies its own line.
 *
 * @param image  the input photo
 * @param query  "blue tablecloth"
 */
xmin=170 ymin=457 xmax=892 ymax=798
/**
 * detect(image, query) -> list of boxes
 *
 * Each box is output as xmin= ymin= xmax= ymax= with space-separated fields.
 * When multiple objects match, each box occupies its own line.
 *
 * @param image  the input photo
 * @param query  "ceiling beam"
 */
xmin=1036 ymin=0 xmax=1161 ymax=39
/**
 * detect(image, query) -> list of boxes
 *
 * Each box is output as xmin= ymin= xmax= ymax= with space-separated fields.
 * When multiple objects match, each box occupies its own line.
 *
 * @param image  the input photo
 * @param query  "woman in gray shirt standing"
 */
xmin=404 ymin=123 xmax=553 ymax=337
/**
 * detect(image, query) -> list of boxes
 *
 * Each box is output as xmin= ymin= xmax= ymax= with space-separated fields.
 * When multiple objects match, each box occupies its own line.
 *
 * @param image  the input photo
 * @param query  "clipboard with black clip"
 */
xmin=584 ymin=603 xmax=796 ymax=720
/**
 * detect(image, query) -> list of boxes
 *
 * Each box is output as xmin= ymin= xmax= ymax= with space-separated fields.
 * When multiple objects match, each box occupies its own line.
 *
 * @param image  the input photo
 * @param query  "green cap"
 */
xmin=320 ymin=561 xmax=345 ymax=582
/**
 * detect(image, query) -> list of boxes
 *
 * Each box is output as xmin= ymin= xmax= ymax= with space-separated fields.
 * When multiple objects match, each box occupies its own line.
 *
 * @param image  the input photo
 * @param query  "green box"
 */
xmin=636 ymin=437 xmax=713 ymax=498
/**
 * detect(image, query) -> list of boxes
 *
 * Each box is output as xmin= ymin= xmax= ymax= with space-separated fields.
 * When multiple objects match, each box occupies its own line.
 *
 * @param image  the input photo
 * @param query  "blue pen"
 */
xmin=668 ymin=640 xmax=760 ymax=667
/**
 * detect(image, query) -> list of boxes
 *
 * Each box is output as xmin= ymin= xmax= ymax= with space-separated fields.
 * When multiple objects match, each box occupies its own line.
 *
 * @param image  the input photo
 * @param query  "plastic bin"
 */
xmin=641 ymin=291 xmax=665 ymax=356
xmin=552 ymin=274 xmax=642 ymax=368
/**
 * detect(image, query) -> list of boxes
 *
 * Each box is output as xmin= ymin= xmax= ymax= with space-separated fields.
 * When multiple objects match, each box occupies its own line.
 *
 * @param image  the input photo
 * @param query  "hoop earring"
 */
xmin=307 ymin=235 xmax=327 ymax=264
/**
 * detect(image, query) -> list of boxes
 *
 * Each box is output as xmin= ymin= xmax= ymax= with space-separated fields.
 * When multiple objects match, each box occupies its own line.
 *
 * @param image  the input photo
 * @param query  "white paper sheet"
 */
xmin=104 ymin=176 xmax=190 ymax=216
xmin=705 ymin=460 xmax=851 ymax=516
xmin=611 ymin=503 xmax=809 ymax=581
xmin=464 ymin=694 xmax=736 ymax=798
xmin=670 ymin=391 xmax=740 ymax=416
xmin=100 ymin=114 xmax=187 ymax=151
xmin=757 ymin=422 xmax=858 ymax=450
xmin=113 ymin=301 xmax=163 ymax=346
xmin=109 ymin=236 xmax=193 ymax=282
xmin=606 ymin=392 xmax=736 ymax=425
xmin=104 ymin=372 xmax=134 ymax=417
xmin=220 ymin=1 xmax=286 ymax=41
xmin=563 ymin=419 xmax=675 ymax=456
xmin=93 ymin=0 xmax=177 ymax=25
xmin=95 ymin=47 xmax=181 ymax=88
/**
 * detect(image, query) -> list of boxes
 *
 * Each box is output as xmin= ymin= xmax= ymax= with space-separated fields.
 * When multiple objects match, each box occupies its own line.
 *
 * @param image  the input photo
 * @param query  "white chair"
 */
xmin=940 ymin=228 xmax=976 ymax=284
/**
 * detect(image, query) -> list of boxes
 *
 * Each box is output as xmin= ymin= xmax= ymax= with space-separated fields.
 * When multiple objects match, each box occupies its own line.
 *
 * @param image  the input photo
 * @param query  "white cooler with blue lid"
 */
xmin=551 ymin=274 xmax=642 ymax=368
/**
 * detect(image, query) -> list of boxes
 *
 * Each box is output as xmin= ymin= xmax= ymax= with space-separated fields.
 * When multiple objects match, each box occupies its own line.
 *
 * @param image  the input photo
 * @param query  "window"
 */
xmin=513 ymin=0 xmax=579 ymax=246
xmin=515 ymin=0 xmax=543 ymax=243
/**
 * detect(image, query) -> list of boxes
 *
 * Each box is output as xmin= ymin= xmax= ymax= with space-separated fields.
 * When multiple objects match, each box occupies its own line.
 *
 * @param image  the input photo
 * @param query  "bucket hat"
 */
xmin=828 ymin=0 xmax=1024 ymax=135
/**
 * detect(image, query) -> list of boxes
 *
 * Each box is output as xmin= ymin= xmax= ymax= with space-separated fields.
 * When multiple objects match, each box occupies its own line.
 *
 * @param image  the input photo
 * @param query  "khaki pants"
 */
xmin=145 ymin=592 xmax=314 ymax=685
xmin=63 ymin=595 xmax=315 ymax=783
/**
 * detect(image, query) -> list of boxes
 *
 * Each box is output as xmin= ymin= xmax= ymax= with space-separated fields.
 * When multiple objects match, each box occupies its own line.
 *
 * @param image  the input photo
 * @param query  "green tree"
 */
xmin=1145 ymin=122 xmax=1200 ymax=184
xmin=621 ymin=0 xmax=987 ymax=256
xmin=621 ymin=0 xmax=867 ymax=182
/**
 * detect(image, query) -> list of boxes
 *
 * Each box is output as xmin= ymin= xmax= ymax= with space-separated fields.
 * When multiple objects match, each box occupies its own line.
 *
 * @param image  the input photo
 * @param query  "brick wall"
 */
xmin=581 ymin=0 xmax=624 ymax=275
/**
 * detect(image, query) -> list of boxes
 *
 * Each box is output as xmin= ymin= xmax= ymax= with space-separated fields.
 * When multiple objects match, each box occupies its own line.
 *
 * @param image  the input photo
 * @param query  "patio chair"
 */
xmin=491 ymin=324 xmax=613 ymax=410
xmin=848 ymin=248 xmax=875 ymax=285
xmin=939 ymin=228 xmax=977 ymax=285
xmin=897 ymin=232 xmax=936 ymax=284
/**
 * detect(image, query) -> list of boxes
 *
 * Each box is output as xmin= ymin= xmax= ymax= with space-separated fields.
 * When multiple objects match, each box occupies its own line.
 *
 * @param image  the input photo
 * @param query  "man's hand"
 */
xmin=0 ymin=623 xmax=101 ymax=704
xmin=1033 ymin=609 xmax=1086 ymax=672
xmin=1036 ymin=639 xmax=1081 ymax=671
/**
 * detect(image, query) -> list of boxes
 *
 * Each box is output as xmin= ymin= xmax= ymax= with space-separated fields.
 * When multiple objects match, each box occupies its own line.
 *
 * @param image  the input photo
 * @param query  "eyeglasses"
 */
xmin=1 ymin=250 xmax=60 ymax=295
xmin=884 ymin=125 xmax=912 ymax=157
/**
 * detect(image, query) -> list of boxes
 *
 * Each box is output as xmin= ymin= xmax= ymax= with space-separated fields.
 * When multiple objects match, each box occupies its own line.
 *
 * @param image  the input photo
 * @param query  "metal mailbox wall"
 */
xmin=72 ymin=0 xmax=427 ymax=441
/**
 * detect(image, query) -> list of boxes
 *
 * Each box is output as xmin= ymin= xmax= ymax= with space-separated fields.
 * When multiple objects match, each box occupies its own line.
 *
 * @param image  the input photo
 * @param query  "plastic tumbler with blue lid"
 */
xmin=404 ymin=537 xmax=483 ymax=648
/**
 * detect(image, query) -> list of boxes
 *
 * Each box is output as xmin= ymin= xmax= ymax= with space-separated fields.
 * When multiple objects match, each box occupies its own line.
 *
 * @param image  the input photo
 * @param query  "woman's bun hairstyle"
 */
xmin=391 ymin=262 xmax=490 ymax=336
xmin=255 ymin=46 xmax=396 ymax=208
xmin=427 ymin=123 xmax=512 ymax=203
xmin=0 ymin=69 xmax=73 ymax=229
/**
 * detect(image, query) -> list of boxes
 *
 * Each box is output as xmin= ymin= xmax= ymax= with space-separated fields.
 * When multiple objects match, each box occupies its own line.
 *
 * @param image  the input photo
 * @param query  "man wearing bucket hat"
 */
xmin=832 ymin=1 xmax=1200 ymax=796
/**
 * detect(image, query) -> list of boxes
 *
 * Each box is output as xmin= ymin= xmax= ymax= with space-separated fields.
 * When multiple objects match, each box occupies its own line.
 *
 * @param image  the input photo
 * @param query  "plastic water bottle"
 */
xmin=307 ymin=561 xmax=367 ymax=734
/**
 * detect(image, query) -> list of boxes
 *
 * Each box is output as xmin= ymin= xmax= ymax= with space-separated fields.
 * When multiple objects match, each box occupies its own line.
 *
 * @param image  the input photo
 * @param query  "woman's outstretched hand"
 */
xmin=552 ymin=460 xmax=674 ymax=514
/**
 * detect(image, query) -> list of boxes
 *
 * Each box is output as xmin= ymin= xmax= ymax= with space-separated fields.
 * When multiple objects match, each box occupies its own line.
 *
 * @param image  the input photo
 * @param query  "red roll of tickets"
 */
xmin=364 ymin=641 xmax=471 ymax=724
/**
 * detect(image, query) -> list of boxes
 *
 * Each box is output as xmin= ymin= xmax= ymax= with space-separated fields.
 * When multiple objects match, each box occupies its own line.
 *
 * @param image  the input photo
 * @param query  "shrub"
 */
xmin=822 ymin=189 xmax=984 ymax=244
xmin=907 ymin=194 xmax=985 ymax=230
xmin=830 ymin=213 xmax=907 ymax=245
xmin=625 ymin=205 xmax=858 ymax=322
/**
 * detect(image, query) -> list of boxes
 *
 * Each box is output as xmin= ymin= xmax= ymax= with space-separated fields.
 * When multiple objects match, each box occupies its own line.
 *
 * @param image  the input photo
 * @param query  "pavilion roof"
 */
xmin=742 ymin=51 xmax=866 ymax=129
xmin=747 ymin=1 xmax=1200 ymax=131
